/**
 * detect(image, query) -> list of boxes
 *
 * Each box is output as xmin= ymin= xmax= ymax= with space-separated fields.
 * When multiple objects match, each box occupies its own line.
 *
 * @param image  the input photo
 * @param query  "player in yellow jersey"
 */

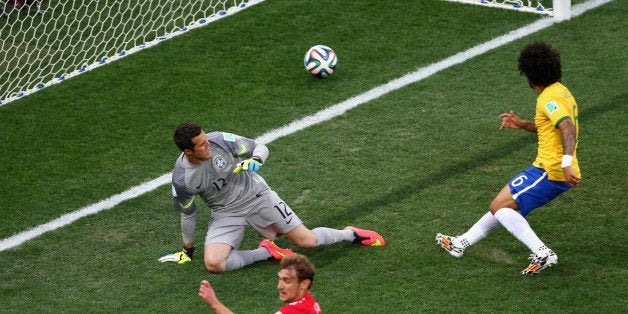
xmin=436 ymin=41 xmax=582 ymax=275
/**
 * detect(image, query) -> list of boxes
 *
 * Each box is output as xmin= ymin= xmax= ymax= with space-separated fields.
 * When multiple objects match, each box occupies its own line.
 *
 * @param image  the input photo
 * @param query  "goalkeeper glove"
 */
xmin=158 ymin=246 xmax=194 ymax=264
xmin=233 ymin=157 xmax=263 ymax=174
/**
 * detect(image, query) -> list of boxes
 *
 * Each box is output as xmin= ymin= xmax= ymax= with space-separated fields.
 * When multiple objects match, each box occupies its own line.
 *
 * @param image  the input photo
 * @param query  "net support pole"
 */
xmin=553 ymin=0 xmax=572 ymax=20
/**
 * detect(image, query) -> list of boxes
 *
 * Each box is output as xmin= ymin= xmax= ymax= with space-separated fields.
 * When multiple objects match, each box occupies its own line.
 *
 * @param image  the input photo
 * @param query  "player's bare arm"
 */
xmin=558 ymin=118 xmax=581 ymax=187
xmin=199 ymin=280 xmax=234 ymax=314
xmin=499 ymin=110 xmax=537 ymax=133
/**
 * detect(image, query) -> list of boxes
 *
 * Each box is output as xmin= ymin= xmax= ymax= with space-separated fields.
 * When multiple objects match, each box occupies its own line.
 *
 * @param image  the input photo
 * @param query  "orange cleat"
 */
xmin=343 ymin=226 xmax=386 ymax=247
xmin=258 ymin=239 xmax=294 ymax=260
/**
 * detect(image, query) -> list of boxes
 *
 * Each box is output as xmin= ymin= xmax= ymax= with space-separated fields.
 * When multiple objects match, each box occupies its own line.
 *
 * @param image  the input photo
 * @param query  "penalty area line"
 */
xmin=0 ymin=0 xmax=611 ymax=253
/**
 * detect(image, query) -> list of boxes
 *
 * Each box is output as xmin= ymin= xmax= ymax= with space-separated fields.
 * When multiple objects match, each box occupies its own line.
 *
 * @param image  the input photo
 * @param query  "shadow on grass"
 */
xmin=302 ymin=91 xmax=627 ymax=266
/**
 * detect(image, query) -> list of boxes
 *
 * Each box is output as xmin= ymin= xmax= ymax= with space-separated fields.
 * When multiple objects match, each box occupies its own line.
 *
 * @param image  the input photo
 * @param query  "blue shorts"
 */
xmin=509 ymin=166 xmax=571 ymax=217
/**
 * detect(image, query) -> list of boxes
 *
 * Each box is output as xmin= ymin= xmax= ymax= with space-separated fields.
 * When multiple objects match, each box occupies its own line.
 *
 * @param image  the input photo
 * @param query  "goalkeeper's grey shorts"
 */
xmin=204 ymin=189 xmax=303 ymax=249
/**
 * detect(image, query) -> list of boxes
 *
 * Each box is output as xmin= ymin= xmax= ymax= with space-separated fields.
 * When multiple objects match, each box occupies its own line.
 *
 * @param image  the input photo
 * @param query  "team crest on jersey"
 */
xmin=222 ymin=133 xmax=236 ymax=142
xmin=213 ymin=155 xmax=227 ymax=169
xmin=545 ymin=101 xmax=559 ymax=114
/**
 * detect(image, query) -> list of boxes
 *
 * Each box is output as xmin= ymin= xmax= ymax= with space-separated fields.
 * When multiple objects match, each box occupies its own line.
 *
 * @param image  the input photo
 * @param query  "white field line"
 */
xmin=0 ymin=0 xmax=612 ymax=252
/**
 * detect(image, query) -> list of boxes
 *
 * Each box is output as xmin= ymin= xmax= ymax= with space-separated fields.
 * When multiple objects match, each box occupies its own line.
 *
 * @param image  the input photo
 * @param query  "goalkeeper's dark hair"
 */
xmin=280 ymin=254 xmax=316 ymax=289
xmin=518 ymin=41 xmax=562 ymax=87
xmin=174 ymin=122 xmax=203 ymax=151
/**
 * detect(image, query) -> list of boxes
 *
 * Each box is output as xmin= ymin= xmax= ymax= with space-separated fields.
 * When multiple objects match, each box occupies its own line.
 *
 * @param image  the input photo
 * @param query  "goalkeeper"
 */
xmin=159 ymin=123 xmax=385 ymax=273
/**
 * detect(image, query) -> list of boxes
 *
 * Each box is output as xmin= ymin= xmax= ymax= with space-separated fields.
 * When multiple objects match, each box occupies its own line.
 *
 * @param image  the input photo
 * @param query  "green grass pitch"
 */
xmin=0 ymin=0 xmax=626 ymax=312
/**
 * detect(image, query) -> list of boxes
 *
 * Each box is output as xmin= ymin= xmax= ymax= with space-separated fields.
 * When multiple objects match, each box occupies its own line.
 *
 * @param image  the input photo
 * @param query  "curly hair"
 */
xmin=173 ymin=122 xmax=202 ymax=151
xmin=518 ymin=41 xmax=562 ymax=87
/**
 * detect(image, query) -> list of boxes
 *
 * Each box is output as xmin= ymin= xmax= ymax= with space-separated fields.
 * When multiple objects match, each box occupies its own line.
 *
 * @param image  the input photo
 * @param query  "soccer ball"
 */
xmin=304 ymin=45 xmax=337 ymax=78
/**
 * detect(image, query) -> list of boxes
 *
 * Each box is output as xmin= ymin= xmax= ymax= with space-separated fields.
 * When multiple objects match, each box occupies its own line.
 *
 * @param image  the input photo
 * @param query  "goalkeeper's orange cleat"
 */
xmin=344 ymin=226 xmax=386 ymax=247
xmin=258 ymin=239 xmax=294 ymax=260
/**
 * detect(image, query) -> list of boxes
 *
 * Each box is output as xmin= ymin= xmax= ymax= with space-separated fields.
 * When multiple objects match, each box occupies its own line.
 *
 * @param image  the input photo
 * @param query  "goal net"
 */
xmin=443 ymin=0 xmax=571 ymax=19
xmin=0 ymin=0 xmax=265 ymax=107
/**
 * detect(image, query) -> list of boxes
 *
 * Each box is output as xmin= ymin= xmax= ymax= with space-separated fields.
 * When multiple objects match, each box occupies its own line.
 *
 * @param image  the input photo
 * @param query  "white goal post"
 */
xmin=0 ymin=0 xmax=266 ymax=107
xmin=443 ymin=0 xmax=571 ymax=20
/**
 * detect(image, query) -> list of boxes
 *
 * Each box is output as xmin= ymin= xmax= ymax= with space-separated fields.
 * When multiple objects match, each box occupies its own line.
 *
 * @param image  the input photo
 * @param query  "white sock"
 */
xmin=458 ymin=211 xmax=501 ymax=247
xmin=493 ymin=208 xmax=546 ymax=252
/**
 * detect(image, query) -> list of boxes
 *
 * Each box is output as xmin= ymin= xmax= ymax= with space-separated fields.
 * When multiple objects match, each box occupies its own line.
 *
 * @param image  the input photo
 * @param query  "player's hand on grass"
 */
xmin=233 ymin=157 xmax=263 ymax=174
xmin=158 ymin=247 xmax=193 ymax=264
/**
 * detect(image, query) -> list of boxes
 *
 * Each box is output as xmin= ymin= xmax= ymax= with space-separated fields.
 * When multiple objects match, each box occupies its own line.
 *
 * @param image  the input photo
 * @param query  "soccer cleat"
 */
xmin=343 ymin=226 xmax=386 ymax=247
xmin=435 ymin=233 xmax=465 ymax=257
xmin=258 ymin=239 xmax=294 ymax=260
xmin=521 ymin=249 xmax=558 ymax=275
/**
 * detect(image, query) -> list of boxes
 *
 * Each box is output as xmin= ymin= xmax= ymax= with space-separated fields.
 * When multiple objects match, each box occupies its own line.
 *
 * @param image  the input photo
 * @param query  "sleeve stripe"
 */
xmin=179 ymin=197 xmax=195 ymax=209
xmin=554 ymin=116 xmax=570 ymax=128
xmin=237 ymin=143 xmax=247 ymax=155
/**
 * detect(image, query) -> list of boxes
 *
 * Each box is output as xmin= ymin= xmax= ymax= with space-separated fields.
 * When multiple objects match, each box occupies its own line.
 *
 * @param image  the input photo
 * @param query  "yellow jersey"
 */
xmin=532 ymin=82 xmax=580 ymax=181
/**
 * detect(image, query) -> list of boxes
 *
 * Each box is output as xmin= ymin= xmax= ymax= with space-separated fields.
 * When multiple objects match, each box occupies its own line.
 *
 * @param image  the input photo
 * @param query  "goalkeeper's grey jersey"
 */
xmin=171 ymin=131 xmax=269 ymax=217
